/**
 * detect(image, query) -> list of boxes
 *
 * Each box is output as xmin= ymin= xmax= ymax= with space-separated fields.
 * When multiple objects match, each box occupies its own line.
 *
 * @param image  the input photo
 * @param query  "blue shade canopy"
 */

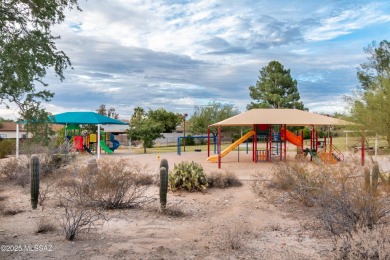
xmin=52 ymin=112 xmax=127 ymax=125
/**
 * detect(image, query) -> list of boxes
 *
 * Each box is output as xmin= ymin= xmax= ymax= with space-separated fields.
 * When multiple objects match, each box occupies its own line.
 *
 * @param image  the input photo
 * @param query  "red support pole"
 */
xmin=279 ymin=124 xmax=282 ymax=161
xmin=254 ymin=125 xmax=257 ymax=163
xmin=218 ymin=125 xmax=221 ymax=169
xmin=252 ymin=125 xmax=255 ymax=161
xmin=284 ymin=124 xmax=287 ymax=161
xmin=269 ymin=125 xmax=272 ymax=162
xmin=207 ymin=127 xmax=210 ymax=157
xmin=266 ymin=129 xmax=269 ymax=160
xmin=316 ymin=131 xmax=319 ymax=151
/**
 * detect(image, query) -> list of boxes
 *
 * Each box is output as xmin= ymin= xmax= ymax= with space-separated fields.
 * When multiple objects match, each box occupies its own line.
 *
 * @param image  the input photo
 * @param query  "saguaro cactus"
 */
xmin=160 ymin=167 xmax=168 ymax=210
xmin=160 ymin=158 xmax=169 ymax=173
xmin=372 ymin=163 xmax=380 ymax=191
xmin=159 ymin=159 xmax=169 ymax=210
xmin=30 ymin=155 xmax=40 ymax=210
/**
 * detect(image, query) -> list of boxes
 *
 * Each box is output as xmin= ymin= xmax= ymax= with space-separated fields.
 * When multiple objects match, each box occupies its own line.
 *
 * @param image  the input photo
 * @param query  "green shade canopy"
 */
xmin=52 ymin=112 xmax=127 ymax=125
xmin=65 ymin=124 xmax=80 ymax=130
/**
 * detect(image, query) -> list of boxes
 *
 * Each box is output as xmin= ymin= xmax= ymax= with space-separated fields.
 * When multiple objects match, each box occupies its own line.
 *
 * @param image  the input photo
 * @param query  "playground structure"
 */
xmin=205 ymin=109 xmax=360 ymax=169
xmin=15 ymin=111 xmax=127 ymax=159
xmin=57 ymin=124 xmax=120 ymax=155
xmin=206 ymin=124 xmax=343 ymax=164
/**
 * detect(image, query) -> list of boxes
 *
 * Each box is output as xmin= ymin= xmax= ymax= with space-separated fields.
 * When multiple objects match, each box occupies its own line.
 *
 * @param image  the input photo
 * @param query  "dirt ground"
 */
xmin=0 ymin=150 xmax=337 ymax=259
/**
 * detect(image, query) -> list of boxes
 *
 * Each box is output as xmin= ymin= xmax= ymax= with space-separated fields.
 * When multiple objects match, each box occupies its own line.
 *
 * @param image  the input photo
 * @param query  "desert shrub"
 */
xmin=58 ymin=159 xmax=154 ymax=209
xmin=38 ymin=177 xmax=57 ymax=210
xmin=207 ymin=171 xmax=243 ymax=188
xmin=0 ymin=158 xmax=29 ymax=187
xmin=260 ymin=161 xmax=330 ymax=207
xmin=134 ymin=173 xmax=155 ymax=186
xmin=37 ymin=153 xmax=71 ymax=178
xmin=333 ymin=225 xmax=390 ymax=259
xmin=19 ymin=139 xmax=49 ymax=157
xmin=60 ymin=200 xmax=103 ymax=241
xmin=92 ymin=159 xmax=153 ymax=209
xmin=316 ymin=176 xmax=390 ymax=235
xmin=257 ymin=161 xmax=390 ymax=235
xmin=0 ymin=139 xmax=15 ymax=158
xmin=35 ymin=216 xmax=56 ymax=234
xmin=217 ymin=222 xmax=250 ymax=251
xmin=168 ymin=161 xmax=208 ymax=191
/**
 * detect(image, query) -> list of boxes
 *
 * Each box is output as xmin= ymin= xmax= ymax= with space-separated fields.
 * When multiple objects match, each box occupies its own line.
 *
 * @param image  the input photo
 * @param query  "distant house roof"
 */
xmin=210 ymin=109 xmax=355 ymax=127
xmin=0 ymin=122 xmax=63 ymax=132
xmin=0 ymin=122 xmax=24 ymax=132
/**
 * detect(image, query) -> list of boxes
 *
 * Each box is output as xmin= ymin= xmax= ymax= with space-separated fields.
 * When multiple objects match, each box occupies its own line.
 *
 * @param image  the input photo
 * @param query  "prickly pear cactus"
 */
xmin=168 ymin=161 xmax=208 ymax=192
xmin=160 ymin=167 xmax=168 ymax=210
xmin=30 ymin=155 xmax=40 ymax=210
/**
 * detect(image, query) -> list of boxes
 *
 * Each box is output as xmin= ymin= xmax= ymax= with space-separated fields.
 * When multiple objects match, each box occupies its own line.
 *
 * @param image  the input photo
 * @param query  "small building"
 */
xmin=0 ymin=122 xmax=28 ymax=139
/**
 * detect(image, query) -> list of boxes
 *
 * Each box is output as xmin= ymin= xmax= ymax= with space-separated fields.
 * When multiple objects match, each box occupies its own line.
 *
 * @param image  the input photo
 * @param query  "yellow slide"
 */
xmin=207 ymin=131 xmax=255 ymax=162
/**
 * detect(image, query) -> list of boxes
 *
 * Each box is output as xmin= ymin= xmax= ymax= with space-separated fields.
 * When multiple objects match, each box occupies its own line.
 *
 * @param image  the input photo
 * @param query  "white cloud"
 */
xmin=3 ymin=0 xmax=389 ymax=121
xmin=304 ymin=3 xmax=390 ymax=41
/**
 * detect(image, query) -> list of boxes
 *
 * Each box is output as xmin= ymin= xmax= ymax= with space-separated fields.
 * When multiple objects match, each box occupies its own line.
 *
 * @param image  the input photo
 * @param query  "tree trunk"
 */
xmin=143 ymin=144 xmax=147 ymax=154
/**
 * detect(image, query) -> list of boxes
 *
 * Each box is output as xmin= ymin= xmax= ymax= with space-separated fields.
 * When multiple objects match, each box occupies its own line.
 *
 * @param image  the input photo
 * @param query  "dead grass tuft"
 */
xmin=0 ymin=158 xmax=29 ymax=187
xmin=160 ymin=205 xmax=186 ymax=218
xmin=207 ymin=171 xmax=243 ymax=189
xmin=217 ymin=222 xmax=250 ymax=251
xmin=35 ymin=216 xmax=56 ymax=234
xmin=333 ymin=225 xmax=390 ymax=259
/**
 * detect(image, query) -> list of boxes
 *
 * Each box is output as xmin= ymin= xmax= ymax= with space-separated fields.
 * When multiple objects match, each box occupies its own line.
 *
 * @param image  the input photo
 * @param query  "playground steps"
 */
xmin=331 ymin=145 xmax=344 ymax=161
xmin=318 ymin=152 xmax=338 ymax=164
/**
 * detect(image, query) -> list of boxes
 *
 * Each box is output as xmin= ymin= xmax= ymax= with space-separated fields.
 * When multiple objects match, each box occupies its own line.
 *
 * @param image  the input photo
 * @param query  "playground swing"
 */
xmin=177 ymin=135 xmax=217 ymax=155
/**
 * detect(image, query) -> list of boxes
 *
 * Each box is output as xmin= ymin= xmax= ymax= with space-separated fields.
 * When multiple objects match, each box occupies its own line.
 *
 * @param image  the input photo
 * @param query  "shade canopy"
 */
xmin=52 ymin=112 xmax=127 ymax=125
xmin=210 ymin=109 xmax=355 ymax=126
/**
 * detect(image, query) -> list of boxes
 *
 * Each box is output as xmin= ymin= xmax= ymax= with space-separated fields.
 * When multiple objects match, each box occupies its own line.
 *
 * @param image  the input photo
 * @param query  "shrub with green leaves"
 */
xmin=168 ymin=161 xmax=208 ymax=191
xmin=0 ymin=139 xmax=15 ymax=158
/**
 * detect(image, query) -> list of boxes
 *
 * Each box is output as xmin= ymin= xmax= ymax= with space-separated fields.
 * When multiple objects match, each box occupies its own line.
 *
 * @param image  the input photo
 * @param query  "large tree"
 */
xmin=357 ymin=40 xmax=390 ymax=90
xmin=127 ymin=108 xmax=164 ymax=153
xmin=347 ymin=40 xmax=390 ymax=146
xmin=247 ymin=60 xmax=306 ymax=110
xmin=189 ymin=101 xmax=240 ymax=137
xmin=147 ymin=108 xmax=181 ymax=133
xmin=0 ymin=0 xmax=80 ymax=143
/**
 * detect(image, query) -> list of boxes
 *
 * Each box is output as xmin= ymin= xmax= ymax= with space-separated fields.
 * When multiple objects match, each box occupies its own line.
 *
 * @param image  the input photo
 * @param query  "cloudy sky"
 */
xmin=2 ymin=0 xmax=390 ymax=120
